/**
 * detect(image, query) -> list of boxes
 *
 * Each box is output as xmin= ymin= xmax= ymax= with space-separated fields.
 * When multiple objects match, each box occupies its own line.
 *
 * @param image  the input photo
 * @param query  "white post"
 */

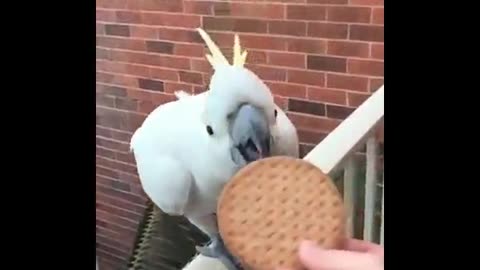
xmin=363 ymin=136 xmax=378 ymax=241
xmin=343 ymin=157 xmax=357 ymax=237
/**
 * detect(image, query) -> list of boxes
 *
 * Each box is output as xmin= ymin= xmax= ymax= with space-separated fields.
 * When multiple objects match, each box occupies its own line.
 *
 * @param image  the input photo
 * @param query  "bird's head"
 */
xmin=197 ymin=28 xmax=277 ymax=166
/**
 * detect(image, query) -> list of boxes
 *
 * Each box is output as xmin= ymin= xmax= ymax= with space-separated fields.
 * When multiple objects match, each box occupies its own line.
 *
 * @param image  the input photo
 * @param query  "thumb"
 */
xmin=298 ymin=241 xmax=381 ymax=270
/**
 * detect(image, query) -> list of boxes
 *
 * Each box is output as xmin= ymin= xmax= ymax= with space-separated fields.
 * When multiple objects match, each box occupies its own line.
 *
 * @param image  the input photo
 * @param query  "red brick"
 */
xmin=308 ymin=22 xmax=348 ymax=39
xmin=164 ymin=82 xmax=193 ymax=94
xmin=245 ymin=50 xmax=267 ymax=65
xmin=146 ymin=40 xmax=174 ymax=54
xmin=268 ymin=52 xmax=305 ymax=68
xmin=179 ymin=71 xmax=203 ymax=85
xmin=184 ymin=1 xmax=214 ymax=15
xmin=372 ymin=8 xmax=384 ymax=24
xmin=97 ymin=146 xmax=116 ymax=159
xmin=174 ymin=43 xmax=204 ymax=58
xmin=130 ymin=26 xmax=157 ymax=39
xmin=347 ymin=92 xmax=370 ymax=107
xmin=130 ymin=0 xmax=183 ymax=12
xmin=97 ymin=93 xmax=115 ymax=108
xmin=138 ymin=78 xmax=164 ymax=91
xmin=96 ymin=126 xmax=112 ymax=138
xmin=96 ymin=137 xmax=130 ymax=152
xmin=127 ymin=89 xmax=153 ymax=101
xmin=327 ymin=73 xmax=369 ymax=92
xmin=97 ymin=175 xmax=131 ymax=192
xmin=104 ymin=24 xmax=130 ymax=37
xmin=266 ymin=82 xmax=307 ymax=98
xmin=110 ymin=129 xmax=132 ymax=142
xmin=97 ymin=47 xmax=110 ymax=60
xmin=225 ymin=3 xmax=285 ymax=19
xmin=298 ymin=129 xmax=327 ymax=144
xmin=97 ymin=23 xmax=105 ymax=35
xmin=96 ymin=72 xmax=138 ymax=88
xmin=369 ymin=78 xmax=384 ymax=92
xmin=151 ymin=92 xmax=177 ymax=105
xmin=288 ymin=70 xmax=325 ymax=86
xmin=240 ymin=34 xmax=287 ymax=50
xmin=371 ymin=43 xmax=384 ymax=59
xmin=97 ymin=83 xmax=128 ymax=98
xmin=327 ymin=7 xmax=371 ymax=23
xmin=97 ymin=36 xmax=146 ymax=52
xmin=97 ymin=0 xmax=128 ymax=9
xmin=142 ymin=12 xmax=201 ymax=28
xmin=115 ymin=11 xmax=141 ymax=23
xmin=287 ymin=38 xmax=326 ymax=54
xmin=307 ymin=87 xmax=347 ymax=105
xmin=350 ymin=0 xmax=384 ymax=5
xmin=96 ymin=193 xmax=146 ymax=214
xmin=269 ymin=21 xmax=306 ymax=37
xmin=158 ymin=28 xmax=203 ymax=43
xmin=97 ymin=165 xmax=119 ymax=179
xmin=307 ymin=0 xmax=348 ymax=3
xmin=100 ymin=62 xmax=149 ymax=78
xmin=287 ymin=5 xmax=326 ymax=21
xmin=97 ymin=9 xmax=116 ymax=22
xmin=191 ymin=59 xmax=212 ymax=73
xmin=97 ymin=181 xmax=144 ymax=205
xmin=150 ymin=67 xmax=178 ymax=81
xmin=307 ymin=55 xmax=346 ymax=73
xmin=348 ymin=59 xmax=384 ymax=76
xmin=115 ymin=97 xmax=138 ymax=111
xmin=327 ymin=40 xmax=369 ymax=57
xmin=110 ymin=50 xmax=191 ymax=70
xmin=326 ymin=104 xmax=354 ymax=120
xmin=288 ymin=99 xmax=325 ymax=116
xmin=203 ymin=17 xmax=268 ymax=33
xmin=246 ymin=65 xmax=286 ymax=81
xmin=138 ymin=100 xmax=157 ymax=114
xmin=350 ymin=25 xmax=384 ymax=42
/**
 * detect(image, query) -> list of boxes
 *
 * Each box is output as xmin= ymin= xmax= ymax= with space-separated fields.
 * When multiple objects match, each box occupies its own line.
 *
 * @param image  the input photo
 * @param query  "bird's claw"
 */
xmin=195 ymin=234 xmax=243 ymax=270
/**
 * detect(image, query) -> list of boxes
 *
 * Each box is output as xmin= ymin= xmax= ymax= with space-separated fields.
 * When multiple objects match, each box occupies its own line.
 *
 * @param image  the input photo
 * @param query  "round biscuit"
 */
xmin=217 ymin=156 xmax=346 ymax=270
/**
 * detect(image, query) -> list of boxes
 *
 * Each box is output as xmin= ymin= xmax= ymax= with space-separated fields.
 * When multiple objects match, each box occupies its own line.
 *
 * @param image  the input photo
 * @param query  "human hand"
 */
xmin=278 ymin=238 xmax=383 ymax=270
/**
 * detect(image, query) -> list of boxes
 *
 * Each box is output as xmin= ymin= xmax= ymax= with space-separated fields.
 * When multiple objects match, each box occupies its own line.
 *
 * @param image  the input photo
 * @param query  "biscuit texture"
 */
xmin=217 ymin=156 xmax=346 ymax=270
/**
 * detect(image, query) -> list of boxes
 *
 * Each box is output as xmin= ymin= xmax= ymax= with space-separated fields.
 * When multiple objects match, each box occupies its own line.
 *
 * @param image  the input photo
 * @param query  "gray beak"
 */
xmin=229 ymin=104 xmax=271 ymax=164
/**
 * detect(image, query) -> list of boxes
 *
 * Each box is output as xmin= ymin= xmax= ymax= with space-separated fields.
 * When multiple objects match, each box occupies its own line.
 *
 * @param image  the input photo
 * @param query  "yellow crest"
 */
xmin=196 ymin=28 xmax=248 ymax=68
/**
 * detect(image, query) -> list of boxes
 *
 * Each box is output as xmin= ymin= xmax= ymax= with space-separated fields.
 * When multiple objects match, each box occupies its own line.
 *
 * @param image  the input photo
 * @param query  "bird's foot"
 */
xmin=195 ymin=234 xmax=243 ymax=270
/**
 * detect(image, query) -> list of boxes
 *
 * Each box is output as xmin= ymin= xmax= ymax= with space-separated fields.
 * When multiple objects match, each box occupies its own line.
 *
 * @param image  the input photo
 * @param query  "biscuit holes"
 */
xmin=306 ymin=199 xmax=313 ymax=206
xmin=267 ymin=209 xmax=274 ymax=215
xmin=293 ymin=223 xmax=299 ymax=229
xmin=333 ymin=200 xmax=340 ymax=207
xmin=267 ymin=232 xmax=275 ymax=239
xmin=228 ymin=206 xmax=235 ymax=212
xmin=279 ymin=260 xmax=284 ymax=266
xmin=305 ymin=224 xmax=312 ymax=230
xmin=255 ymin=196 xmax=262 ymax=202
xmin=332 ymin=226 xmax=339 ymax=232
xmin=227 ymin=231 xmax=234 ymax=237
xmin=319 ymin=237 xmax=326 ymax=243
xmin=255 ymin=207 xmax=262 ymax=213
xmin=265 ymin=245 xmax=272 ymax=253
xmin=294 ymin=198 xmax=299 ymax=204
xmin=281 ymin=198 xmax=287 ymax=204
xmin=266 ymin=220 xmax=273 ymax=227
xmin=241 ymin=208 xmax=248 ymax=213
xmin=305 ymin=213 xmax=312 ymax=218
xmin=278 ymin=233 xmax=285 ymax=241
xmin=238 ymin=243 xmax=245 ymax=251
xmin=292 ymin=235 xmax=298 ymax=241
xmin=282 ymin=175 xmax=288 ymax=181
xmin=282 ymin=186 xmax=287 ymax=192
xmin=280 ymin=209 xmax=286 ymax=215
xmin=319 ymin=189 xmax=326 ymax=196
xmin=241 ymin=219 xmax=247 ymax=225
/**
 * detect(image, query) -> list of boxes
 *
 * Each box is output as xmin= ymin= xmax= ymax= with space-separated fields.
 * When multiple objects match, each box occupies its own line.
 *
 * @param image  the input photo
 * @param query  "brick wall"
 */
xmin=96 ymin=0 xmax=384 ymax=269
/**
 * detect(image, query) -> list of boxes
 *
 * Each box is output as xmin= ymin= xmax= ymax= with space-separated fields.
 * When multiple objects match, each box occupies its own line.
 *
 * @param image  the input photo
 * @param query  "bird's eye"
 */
xmin=274 ymin=109 xmax=278 ymax=118
xmin=206 ymin=125 xmax=214 ymax=135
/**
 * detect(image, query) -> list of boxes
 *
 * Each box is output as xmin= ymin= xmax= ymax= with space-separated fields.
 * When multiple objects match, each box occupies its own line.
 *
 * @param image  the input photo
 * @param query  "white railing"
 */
xmin=183 ymin=86 xmax=385 ymax=270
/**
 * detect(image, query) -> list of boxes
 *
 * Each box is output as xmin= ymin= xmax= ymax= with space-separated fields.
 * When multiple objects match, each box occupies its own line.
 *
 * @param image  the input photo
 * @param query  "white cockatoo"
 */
xmin=130 ymin=28 xmax=299 ymax=269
